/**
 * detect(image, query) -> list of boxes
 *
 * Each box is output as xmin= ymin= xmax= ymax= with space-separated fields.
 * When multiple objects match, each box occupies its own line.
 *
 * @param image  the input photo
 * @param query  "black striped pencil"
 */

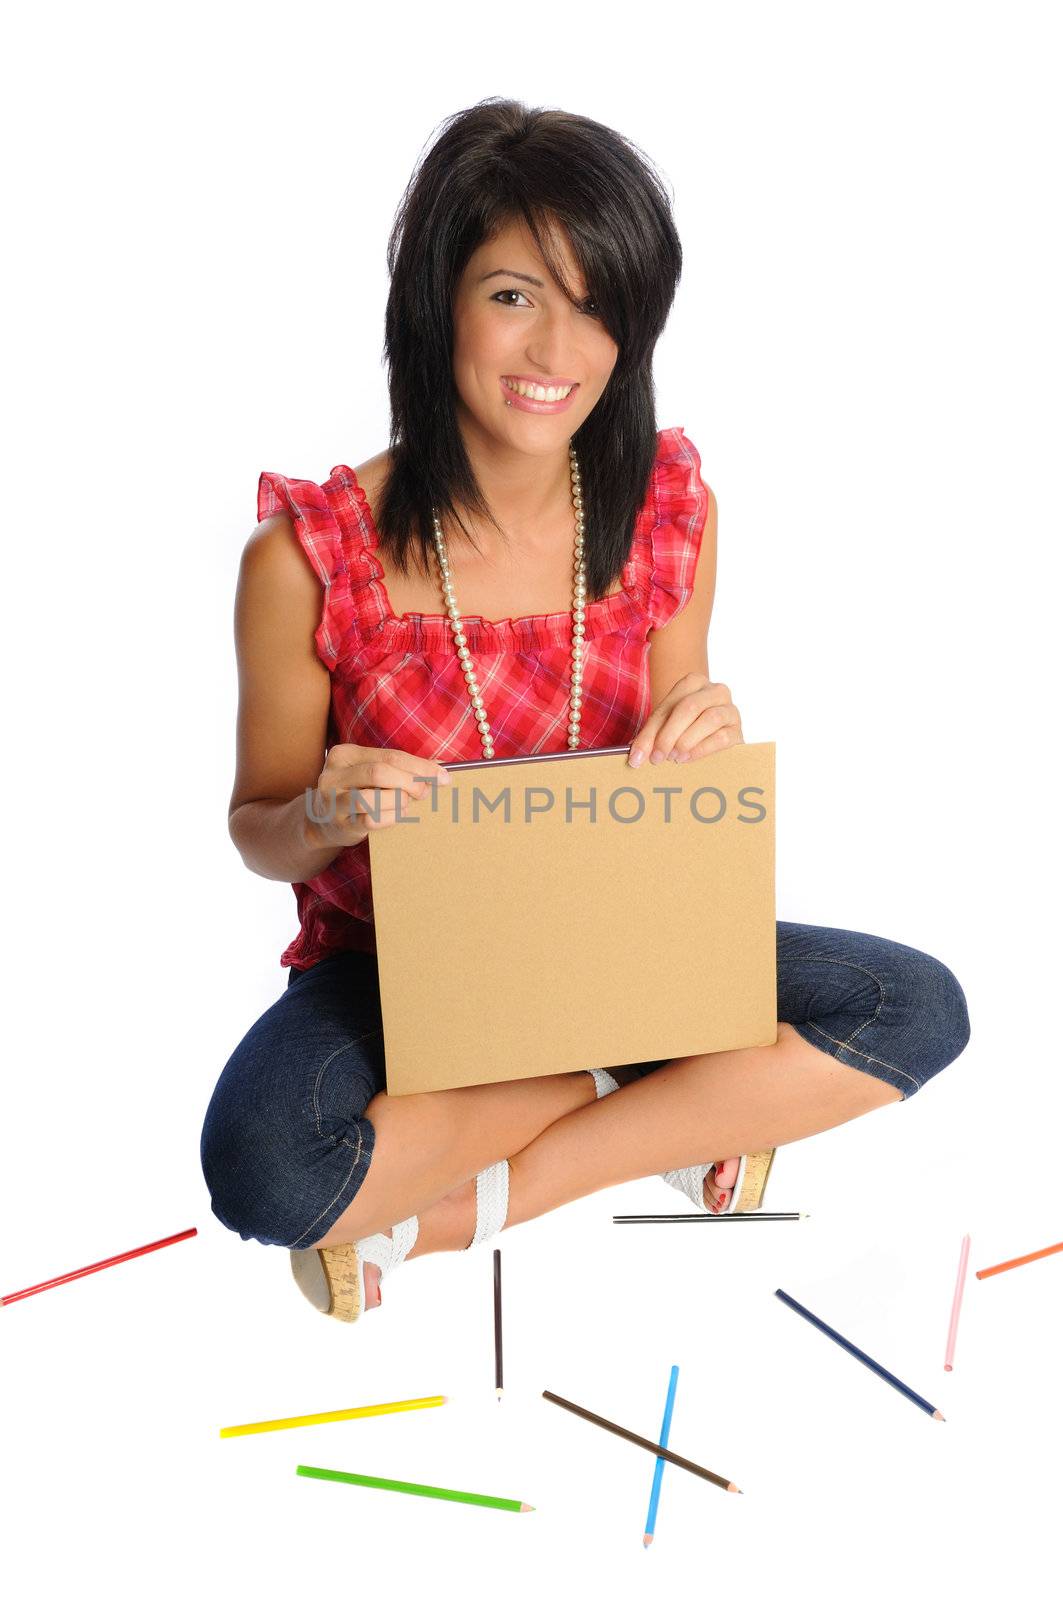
xmin=613 ymin=1212 xmax=807 ymax=1223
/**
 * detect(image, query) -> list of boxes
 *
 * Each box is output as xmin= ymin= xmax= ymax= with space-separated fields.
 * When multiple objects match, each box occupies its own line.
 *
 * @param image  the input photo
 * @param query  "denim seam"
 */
xmin=310 ymin=1031 xmax=383 ymax=1140
xmin=287 ymin=1133 xmax=368 ymax=1249
xmin=777 ymin=953 xmax=920 ymax=1091
xmin=797 ymin=1020 xmax=920 ymax=1092
xmin=776 ymin=954 xmax=888 ymax=1049
xmin=287 ymin=1029 xmax=384 ymax=1248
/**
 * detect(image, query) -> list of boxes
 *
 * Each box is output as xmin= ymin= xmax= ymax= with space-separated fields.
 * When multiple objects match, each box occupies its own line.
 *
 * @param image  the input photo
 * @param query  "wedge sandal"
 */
xmin=289 ymin=1159 xmax=512 ymax=1322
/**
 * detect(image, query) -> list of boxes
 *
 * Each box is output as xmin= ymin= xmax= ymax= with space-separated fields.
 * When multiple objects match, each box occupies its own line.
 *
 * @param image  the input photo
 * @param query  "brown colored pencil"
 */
xmin=542 ymin=1391 xmax=741 ymax=1493
xmin=975 ymin=1237 xmax=1063 ymax=1279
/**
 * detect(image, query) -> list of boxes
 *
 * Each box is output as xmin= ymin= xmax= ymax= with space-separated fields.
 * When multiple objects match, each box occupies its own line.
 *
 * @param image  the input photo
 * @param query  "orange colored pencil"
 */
xmin=975 ymin=1238 xmax=1063 ymax=1279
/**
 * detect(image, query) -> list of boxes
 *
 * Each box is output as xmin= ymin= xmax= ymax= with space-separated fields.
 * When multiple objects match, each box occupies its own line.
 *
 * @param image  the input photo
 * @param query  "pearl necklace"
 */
xmin=430 ymin=442 xmax=586 ymax=761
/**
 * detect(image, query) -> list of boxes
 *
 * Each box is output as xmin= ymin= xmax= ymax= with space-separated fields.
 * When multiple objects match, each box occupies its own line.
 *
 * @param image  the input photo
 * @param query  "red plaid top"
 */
xmin=257 ymin=425 xmax=710 ymax=970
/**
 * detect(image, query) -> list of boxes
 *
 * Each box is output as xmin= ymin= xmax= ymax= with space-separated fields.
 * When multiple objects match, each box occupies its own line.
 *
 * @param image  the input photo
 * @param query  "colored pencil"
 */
xmin=1 ymin=1227 xmax=197 ymax=1307
xmin=975 ymin=1237 xmax=1063 ymax=1279
xmin=493 ymin=1248 xmax=503 ymax=1399
xmin=220 ymin=1394 xmax=447 ymax=1438
xmin=944 ymin=1234 xmax=971 ymax=1371
xmin=613 ymin=1213 xmax=807 ymax=1223
xmin=542 ymin=1390 xmax=741 ymax=1493
xmin=774 ymin=1289 xmax=944 ymax=1419
xmin=296 ymin=1465 xmax=532 ymax=1512
xmin=643 ymin=1366 xmax=679 ymax=1548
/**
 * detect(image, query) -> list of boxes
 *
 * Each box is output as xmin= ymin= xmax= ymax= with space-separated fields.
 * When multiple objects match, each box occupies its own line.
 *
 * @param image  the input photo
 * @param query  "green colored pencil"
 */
xmin=296 ymin=1464 xmax=533 ymax=1512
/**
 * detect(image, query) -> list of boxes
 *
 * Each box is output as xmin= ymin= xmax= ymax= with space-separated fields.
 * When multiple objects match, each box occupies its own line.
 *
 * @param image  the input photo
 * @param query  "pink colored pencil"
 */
xmin=1 ymin=1228 xmax=197 ymax=1307
xmin=944 ymin=1233 xmax=970 ymax=1371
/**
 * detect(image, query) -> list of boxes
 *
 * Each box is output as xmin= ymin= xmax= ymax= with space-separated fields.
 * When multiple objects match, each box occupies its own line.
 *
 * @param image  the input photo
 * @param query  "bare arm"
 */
xmin=227 ymin=513 xmax=357 ymax=882
xmin=646 ymin=484 xmax=719 ymax=709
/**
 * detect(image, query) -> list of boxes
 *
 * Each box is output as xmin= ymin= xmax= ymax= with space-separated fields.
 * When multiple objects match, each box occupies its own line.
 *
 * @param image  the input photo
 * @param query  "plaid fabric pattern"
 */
xmin=257 ymin=425 xmax=710 ymax=970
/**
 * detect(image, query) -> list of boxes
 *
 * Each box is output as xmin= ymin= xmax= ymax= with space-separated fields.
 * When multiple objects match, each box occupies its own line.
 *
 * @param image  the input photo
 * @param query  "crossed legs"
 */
xmin=311 ymin=1022 xmax=903 ymax=1254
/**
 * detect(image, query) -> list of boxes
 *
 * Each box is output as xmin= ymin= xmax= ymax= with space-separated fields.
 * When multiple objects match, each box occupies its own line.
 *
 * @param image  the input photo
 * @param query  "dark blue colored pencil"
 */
xmin=774 ymin=1289 xmax=945 ymax=1420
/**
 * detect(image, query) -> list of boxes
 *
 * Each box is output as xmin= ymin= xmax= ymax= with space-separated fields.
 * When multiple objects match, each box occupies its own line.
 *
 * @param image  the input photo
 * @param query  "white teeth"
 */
xmin=503 ymin=378 xmax=573 ymax=402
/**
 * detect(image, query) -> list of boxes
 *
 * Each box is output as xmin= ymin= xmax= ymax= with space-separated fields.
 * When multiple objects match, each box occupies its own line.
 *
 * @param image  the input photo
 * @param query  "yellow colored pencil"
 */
xmin=220 ymin=1394 xmax=446 ymax=1438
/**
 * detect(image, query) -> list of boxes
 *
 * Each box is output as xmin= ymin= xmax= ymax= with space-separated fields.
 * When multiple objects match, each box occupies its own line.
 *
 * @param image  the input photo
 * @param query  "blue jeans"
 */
xmin=199 ymin=920 xmax=971 ymax=1249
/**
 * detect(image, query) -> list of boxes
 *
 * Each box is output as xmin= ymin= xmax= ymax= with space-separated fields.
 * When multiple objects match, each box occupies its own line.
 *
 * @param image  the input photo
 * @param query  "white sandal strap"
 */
xmin=458 ymin=1071 xmax=617 ymax=1256
xmin=358 ymin=1213 xmax=419 ymax=1277
xmin=466 ymin=1159 xmax=510 ymax=1249
xmin=661 ymin=1164 xmax=713 ymax=1210
xmin=661 ymin=1154 xmax=747 ymax=1213
xmin=358 ymin=1081 xmax=619 ymax=1271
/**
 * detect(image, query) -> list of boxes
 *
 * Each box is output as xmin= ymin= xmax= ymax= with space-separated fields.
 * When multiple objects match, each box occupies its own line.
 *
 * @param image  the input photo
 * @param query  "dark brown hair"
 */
xmin=376 ymin=96 xmax=683 ymax=601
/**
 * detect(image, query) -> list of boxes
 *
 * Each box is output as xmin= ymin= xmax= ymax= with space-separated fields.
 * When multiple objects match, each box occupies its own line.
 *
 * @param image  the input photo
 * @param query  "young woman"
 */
xmin=200 ymin=98 xmax=971 ymax=1320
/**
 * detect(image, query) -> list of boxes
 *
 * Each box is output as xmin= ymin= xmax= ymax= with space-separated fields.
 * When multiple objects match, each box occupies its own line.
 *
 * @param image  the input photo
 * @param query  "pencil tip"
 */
xmin=643 ymin=1535 xmax=653 ymax=1547
xmin=496 ymin=1389 xmax=503 ymax=1400
xmin=934 ymin=1411 xmax=945 ymax=1421
xmin=728 ymin=1483 xmax=741 ymax=1493
xmin=521 ymin=1504 xmax=534 ymax=1513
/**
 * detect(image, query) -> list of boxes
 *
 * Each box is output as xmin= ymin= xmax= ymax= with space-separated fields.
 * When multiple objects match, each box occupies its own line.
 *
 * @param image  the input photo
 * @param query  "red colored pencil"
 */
xmin=1 ymin=1228 xmax=197 ymax=1306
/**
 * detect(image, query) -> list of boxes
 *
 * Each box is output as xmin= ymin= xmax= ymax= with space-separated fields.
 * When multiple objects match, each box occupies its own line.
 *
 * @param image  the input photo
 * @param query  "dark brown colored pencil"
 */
xmin=541 ymin=1391 xmax=741 ymax=1493
xmin=493 ymin=1248 xmax=503 ymax=1399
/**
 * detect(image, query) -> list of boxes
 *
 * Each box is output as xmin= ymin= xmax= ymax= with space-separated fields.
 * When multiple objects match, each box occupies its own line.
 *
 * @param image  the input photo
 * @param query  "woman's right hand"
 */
xmin=305 ymin=743 xmax=451 ymax=848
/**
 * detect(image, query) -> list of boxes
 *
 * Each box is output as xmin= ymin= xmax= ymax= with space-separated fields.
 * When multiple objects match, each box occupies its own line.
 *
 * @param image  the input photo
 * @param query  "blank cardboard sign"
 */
xmin=368 ymin=741 xmax=777 ymax=1095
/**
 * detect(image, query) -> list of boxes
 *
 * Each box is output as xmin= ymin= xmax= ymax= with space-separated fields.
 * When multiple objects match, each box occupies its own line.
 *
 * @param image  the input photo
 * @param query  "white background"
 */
xmin=3 ymin=3 xmax=1060 ymax=1596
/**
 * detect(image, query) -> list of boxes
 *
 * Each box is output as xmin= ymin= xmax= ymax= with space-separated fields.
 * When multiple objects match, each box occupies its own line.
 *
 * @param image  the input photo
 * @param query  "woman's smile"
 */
xmin=499 ymin=375 xmax=581 ymax=413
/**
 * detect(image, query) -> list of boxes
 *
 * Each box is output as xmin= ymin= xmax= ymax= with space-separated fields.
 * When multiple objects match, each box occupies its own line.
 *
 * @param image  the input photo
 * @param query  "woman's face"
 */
xmin=451 ymin=215 xmax=619 ymax=456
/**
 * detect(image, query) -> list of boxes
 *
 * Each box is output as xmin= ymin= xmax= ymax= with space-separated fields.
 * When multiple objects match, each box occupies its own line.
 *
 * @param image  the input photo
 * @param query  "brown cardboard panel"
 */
xmin=368 ymin=741 xmax=777 ymax=1095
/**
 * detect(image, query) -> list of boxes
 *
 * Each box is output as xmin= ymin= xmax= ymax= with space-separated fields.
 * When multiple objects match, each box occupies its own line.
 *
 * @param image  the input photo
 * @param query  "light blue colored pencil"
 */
xmin=643 ymin=1365 xmax=680 ymax=1547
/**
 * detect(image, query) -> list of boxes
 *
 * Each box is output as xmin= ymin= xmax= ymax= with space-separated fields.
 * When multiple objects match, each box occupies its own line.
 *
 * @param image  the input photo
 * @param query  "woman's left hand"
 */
xmin=626 ymin=674 xmax=744 ymax=768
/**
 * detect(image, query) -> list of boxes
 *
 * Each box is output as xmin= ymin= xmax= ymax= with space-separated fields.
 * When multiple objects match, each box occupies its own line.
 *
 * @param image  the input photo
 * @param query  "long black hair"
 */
xmin=376 ymin=96 xmax=683 ymax=602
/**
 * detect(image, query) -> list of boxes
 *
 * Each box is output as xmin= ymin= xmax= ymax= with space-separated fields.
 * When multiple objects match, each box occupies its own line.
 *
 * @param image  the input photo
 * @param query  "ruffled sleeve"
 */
xmin=645 ymin=427 xmax=711 ymax=631
xmin=257 ymin=471 xmax=353 ymax=672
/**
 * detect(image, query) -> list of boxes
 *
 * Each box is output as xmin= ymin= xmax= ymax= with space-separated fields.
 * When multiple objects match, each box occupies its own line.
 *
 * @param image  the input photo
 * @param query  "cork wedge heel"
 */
xmin=289 ymin=1160 xmax=511 ymax=1322
xmin=661 ymin=1147 xmax=778 ymax=1213
xmin=292 ymin=1069 xmax=620 ymax=1322
xmin=289 ymin=1214 xmax=420 ymax=1322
